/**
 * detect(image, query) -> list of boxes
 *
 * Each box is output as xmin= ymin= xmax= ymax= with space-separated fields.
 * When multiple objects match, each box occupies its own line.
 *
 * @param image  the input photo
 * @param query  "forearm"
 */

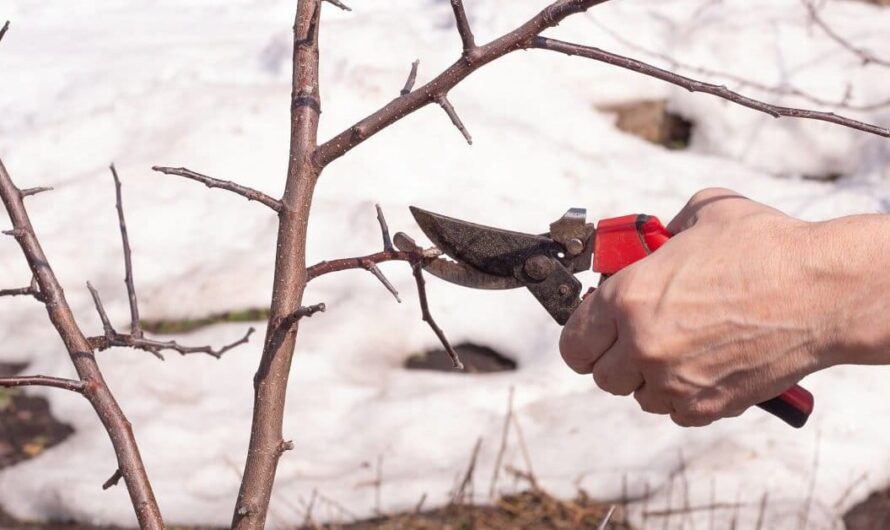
xmin=811 ymin=214 xmax=890 ymax=366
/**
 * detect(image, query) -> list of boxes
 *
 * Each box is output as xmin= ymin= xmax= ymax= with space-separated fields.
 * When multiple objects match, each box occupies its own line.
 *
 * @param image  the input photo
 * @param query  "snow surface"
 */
xmin=0 ymin=0 xmax=889 ymax=528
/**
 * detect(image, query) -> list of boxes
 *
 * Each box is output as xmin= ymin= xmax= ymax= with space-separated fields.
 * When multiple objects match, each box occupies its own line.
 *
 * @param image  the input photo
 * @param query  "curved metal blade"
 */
xmin=410 ymin=207 xmax=560 ymax=278
xmin=423 ymin=257 xmax=524 ymax=290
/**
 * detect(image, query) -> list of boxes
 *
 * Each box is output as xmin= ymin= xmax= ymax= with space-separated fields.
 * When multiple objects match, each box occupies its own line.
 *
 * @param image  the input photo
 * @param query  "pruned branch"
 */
xmin=802 ymin=0 xmax=890 ymax=69
xmin=87 ymin=281 xmax=255 ymax=360
xmin=152 ymin=166 xmax=282 ymax=212
xmin=0 ymin=375 xmax=86 ymax=393
xmin=438 ymin=96 xmax=473 ymax=145
xmin=530 ymin=37 xmax=890 ymax=138
xmin=450 ymin=0 xmax=476 ymax=56
xmin=109 ymin=165 xmax=142 ymax=338
xmin=401 ymin=60 xmax=420 ymax=96
xmin=274 ymin=303 xmax=326 ymax=332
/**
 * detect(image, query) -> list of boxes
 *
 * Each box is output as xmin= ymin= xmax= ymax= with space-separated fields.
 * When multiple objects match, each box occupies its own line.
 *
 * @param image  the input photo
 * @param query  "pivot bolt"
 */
xmin=566 ymin=238 xmax=585 ymax=256
xmin=524 ymin=255 xmax=553 ymax=281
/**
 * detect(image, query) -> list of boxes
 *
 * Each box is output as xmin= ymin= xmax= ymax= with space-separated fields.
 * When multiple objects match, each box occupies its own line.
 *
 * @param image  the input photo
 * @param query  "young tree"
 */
xmin=0 ymin=1 xmax=888 ymax=528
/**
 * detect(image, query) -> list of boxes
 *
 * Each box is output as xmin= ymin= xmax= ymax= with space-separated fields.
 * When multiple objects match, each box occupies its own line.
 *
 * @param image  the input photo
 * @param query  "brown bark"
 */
xmin=0 ymin=159 xmax=164 ymax=529
xmin=230 ymin=1 xmax=323 ymax=528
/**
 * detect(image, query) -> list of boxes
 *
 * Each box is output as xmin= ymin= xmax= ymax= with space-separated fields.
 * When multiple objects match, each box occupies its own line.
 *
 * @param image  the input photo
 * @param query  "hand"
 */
xmin=559 ymin=188 xmax=862 ymax=427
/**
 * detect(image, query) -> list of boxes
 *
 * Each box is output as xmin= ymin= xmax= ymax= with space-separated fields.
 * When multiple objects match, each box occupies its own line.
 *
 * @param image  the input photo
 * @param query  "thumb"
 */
xmin=559 ymin=290 xmax=617 ymax=374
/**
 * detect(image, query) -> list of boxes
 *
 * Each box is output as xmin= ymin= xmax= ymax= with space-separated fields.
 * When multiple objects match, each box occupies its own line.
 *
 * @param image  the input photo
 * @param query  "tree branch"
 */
xmin=86 ymin=282 xmax=255 ymax=360
xmin=0 ymin=276 xmax=41 ymax=300
xmin=411 ymin=260 xmax=463 ymax=370
xmin=0 ymin=158 xmax=164 ymax=528
xmin=152 ymin=166 xmax=283 ymax=212
xmin=802 ymin=0 xmax=890 ymax=69
xmin=589 ymin=16 xmax=890 ymax=112
xmin=315 ymin=0 xmax=613 ymax=167
xmin=530 ymin=36 xmax=890 ymax=138
xmin=450 ymin=0 xmax=476 ymax=55
xmin=109 ymin=165 xmax=143 ymax=338
xmin=0 ymin=375 xmax=86 ymax=393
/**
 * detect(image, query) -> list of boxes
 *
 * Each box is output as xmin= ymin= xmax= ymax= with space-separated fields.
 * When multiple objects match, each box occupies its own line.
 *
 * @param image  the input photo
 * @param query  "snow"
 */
xmin=0 ymin=0 xmax=889 ymax=528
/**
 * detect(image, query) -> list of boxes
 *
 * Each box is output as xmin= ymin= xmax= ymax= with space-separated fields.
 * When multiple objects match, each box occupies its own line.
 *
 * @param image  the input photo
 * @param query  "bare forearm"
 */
xmin=812 ymin=214 xmax=890 ymax=366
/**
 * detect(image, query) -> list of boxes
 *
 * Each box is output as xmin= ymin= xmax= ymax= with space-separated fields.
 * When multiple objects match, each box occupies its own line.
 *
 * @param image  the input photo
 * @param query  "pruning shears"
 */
xmin=402 ymin=206 xmax=814 ymax=428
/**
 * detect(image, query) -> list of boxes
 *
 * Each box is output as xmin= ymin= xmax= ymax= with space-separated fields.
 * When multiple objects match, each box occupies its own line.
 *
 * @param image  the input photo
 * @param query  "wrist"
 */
xmin=803 ymin=214 xmax=890 ymax=367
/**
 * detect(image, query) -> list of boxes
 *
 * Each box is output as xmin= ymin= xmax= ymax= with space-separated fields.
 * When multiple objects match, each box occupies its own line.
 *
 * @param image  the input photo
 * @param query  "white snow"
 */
xmin=0 ymin=0 xmax=889 ymax=528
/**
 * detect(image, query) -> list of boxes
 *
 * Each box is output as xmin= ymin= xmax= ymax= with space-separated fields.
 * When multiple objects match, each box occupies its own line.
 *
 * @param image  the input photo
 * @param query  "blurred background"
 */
xmin=0 ymin=0 xmax=889 ymax=528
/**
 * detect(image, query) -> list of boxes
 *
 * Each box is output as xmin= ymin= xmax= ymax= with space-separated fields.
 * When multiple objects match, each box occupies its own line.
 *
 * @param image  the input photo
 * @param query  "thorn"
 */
xmin=366 ymin=262 xmax=402 ymax=303
xmin=20 ymin=186 xmax=53 ymax=198
xmin=438 ymin=96 xmax=473 ymax=145
xmin=323 ymin=0 xmax=352 ymax=11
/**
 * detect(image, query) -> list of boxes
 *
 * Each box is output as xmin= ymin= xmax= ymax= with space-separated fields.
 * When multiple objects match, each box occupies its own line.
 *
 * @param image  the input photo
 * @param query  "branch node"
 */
xmin=437 ymin=96 xmax=473 ymax=145
xmin=3 ymin=228 xmax=26 ymax=238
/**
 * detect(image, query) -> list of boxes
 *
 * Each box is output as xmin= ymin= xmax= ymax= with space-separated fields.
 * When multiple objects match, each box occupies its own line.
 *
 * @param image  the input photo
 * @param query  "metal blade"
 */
xmin=423 ymin=257 xmax=524 ymax=290
xmin=410 ymin=207 xmax=561 ymax=278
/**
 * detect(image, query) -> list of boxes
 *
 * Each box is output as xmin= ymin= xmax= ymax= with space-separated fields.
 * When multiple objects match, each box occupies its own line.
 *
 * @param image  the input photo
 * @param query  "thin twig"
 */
xmin=438 ymin=96 xmax=473 ymax=145
xmin=375 ymin=204 xmax=394 ymax=252
xmin=411 ymin=261 xmax=464 ymax=370
xmin=449 ymin=0 xmax=476 ymax=55
xmin=275 ymin=303 xmax=326 ymax=332
xmin=0 ymin=21 xmax=8 ymax=44
xmin=530 ymin=36 xmax=890 ymax=138
xmin=531 ymin=37 xmax=890 ymax=138
xmin=401 ymin=60 xmax=420 ymax=96
xmin=109 ymin=165 xmax=142 ymax=337
xmin=87 ymin=282 xmax=255 ymax=360
xmin=590 ymin=16 xmax=890 ymax=112
xmin=596 ymin=505 xmax=616 ymax=530
xmin=802 ymin=0 xmax=890 ymax=69
xmin=152 ymin=166 xmax=282 ymax=212
xmin=489 ymin=386 xmax=514 ymax=500
xmin=452 ymin=437 xmax=483 ymax=505
xmin=0 ymin=277 xmax=41 ymax=300
xmin=0 ymin=375 xmax=86 ymax=393
xmin=323 ymin=0 xmax=351 ymax=11
xmin=102 ymin=469 xmax=124 ymax=490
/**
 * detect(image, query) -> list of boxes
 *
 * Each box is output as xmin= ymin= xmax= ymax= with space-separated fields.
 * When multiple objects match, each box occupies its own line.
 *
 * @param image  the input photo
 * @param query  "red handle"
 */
xmin=592 ymin=214 xmax=814 ymax=428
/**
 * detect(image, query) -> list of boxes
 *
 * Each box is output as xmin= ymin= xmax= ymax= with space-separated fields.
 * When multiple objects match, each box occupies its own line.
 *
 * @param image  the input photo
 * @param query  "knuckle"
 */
xmin=688 ymin=187 xmax=739 ymax=206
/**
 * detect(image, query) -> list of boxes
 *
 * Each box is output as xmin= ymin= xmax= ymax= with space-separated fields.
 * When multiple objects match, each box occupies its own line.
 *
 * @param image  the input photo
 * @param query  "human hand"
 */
xmin=559 ymin=188 xmax=845 ymax=426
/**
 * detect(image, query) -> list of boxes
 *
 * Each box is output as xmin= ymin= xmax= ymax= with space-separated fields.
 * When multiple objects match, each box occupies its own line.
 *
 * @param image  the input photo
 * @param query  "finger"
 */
xmin=591 ymin=343 xmax=644 ymax=396
xmin=633 ymin=383 xmax=672 ymax=415
xmin=560 ymin=291 xmax=617 ymax=374
xmin=666 ymin=187 xmax=747 ymax=234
